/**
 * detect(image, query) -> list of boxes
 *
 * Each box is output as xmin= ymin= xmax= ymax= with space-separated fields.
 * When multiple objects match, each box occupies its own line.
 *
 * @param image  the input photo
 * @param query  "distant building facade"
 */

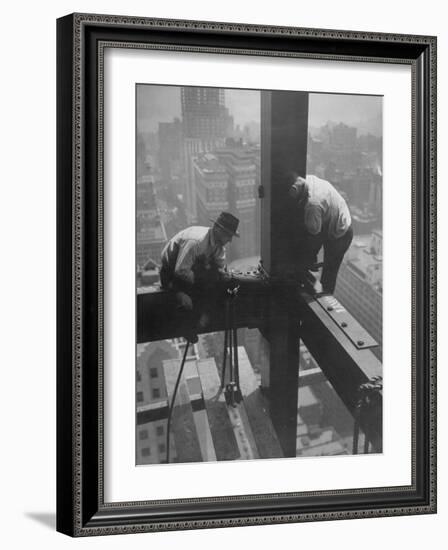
xmin=334 ymin=231 xmax=383 ymax=359
xmin=192 ymin=143 xmax=259 ymax=262
xmin=193 ymin=153 xmax=229 ymax=225
xmin=158 ymin=118 xmax=183 ymax=193
xmin=136 ymin=340 xmax=179 ymax=464
xmin=307 ymin=121 xmax=382 ymax=231
xmin=215 ymin=145 xmax=258 ymax=260
xmin=329 ymin=122 xmax=357 ymax=151
xmin=136 ymin=173 xmax=167 ymax=268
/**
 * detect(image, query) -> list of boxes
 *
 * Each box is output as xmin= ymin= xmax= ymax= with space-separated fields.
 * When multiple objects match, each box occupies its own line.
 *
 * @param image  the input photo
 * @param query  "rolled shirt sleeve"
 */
xmin=304 ymin=204 xmax=323 ymax=235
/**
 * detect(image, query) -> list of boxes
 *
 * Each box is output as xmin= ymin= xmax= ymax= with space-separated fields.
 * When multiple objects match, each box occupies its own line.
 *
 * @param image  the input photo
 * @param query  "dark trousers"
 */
xmin=160 ymin=266 xmax=196 ymax=318
xmin=160 ymin=265 xmax=223 ymax=337
xmin=321 ymin=225 xmax=353 ymax=293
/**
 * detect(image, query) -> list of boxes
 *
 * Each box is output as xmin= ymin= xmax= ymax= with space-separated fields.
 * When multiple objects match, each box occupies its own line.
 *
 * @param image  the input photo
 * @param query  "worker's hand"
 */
xmin=192 ymin=255 xmax=222 ymax=285
xmin=174 ymin=291 xmax=193 ymax=312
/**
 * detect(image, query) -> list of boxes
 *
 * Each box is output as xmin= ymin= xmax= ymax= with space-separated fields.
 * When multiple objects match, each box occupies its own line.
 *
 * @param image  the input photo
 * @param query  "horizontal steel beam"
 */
xmin=136 ymin=284 xmax=267 ymax=343
xmin=137 ymin=285 xmax=382 ymax=452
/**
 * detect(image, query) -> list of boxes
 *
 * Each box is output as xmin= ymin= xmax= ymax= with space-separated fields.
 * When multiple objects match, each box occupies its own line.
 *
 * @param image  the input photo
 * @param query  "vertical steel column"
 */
xmin=267 ymin=302 xmax=301 ymax=457
xmin=260 ymin=90 xmax=309 ymax=456
xmin=261 ymin=90 xmax=309 ymax=277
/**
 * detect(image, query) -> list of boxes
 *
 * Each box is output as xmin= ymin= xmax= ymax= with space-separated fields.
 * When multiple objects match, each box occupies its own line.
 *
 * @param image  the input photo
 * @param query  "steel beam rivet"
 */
xmin=357 ymin=340 xmax=365 ymax=346
xmin=327 ymin=306 xmax=333 ymax=311
xmin=341 ymin=322 xmax=348 ymax=327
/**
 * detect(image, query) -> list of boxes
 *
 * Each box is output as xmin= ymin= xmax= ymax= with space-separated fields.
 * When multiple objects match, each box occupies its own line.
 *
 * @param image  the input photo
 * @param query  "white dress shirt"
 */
xmin=304 ymin=175 xmax=351 ymax=240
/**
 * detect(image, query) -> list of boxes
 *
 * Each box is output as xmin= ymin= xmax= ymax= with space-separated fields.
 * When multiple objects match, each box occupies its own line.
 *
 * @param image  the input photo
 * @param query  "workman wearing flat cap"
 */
xmin=160 ymin=211 xmax=240 ymax=342
xmin=289 ymin=175 xmax=353 ymax=294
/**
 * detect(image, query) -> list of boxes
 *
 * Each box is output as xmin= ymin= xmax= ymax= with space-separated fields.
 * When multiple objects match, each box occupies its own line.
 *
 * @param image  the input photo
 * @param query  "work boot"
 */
xmin=308 ymin=262 xmax=324 ymax=273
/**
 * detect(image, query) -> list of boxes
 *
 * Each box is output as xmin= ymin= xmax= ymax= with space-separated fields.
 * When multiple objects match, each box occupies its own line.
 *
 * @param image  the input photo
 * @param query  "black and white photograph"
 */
xmin=55 ymin=10 xmax=436 ymax=533
xmin=135 ymin=84 xmax=383 ymax=465
xmin=0 ymin=0 xmax=441 ymax=544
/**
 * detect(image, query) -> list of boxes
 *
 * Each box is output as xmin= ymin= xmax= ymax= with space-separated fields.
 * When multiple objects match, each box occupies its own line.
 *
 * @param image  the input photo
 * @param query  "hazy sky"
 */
xmin=136 ymin=84 xmax=382 ymax=135
xmin=308 ymin=93 xmax=382 ymax=134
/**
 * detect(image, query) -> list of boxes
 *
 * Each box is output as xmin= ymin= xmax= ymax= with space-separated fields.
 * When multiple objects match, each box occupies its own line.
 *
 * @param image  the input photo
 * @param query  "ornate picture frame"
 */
xmin=57 ymin=13 xmax=436 ymax=536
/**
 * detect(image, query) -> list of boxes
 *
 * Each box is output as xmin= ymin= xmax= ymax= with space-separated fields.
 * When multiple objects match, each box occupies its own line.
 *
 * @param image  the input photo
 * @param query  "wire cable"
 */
xmin=165 ymin=340 xmax=190 ymax=463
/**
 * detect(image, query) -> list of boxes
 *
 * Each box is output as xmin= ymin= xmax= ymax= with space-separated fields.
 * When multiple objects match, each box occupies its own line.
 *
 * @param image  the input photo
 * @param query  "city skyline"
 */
xmin=137 ymin=85 xmax=260 ymax=135
xmin=136 ymin=85 xmax=383 ymax=465
xmin=137 ymin=85 xmax=382 ymax=137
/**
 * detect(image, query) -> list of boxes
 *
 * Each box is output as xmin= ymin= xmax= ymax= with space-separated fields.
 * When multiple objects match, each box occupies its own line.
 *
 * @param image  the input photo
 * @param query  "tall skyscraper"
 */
xmin=181 ymin=87 xmax=234 ymax=223
xmin=181 ymin=88 xmax=233 ymax=139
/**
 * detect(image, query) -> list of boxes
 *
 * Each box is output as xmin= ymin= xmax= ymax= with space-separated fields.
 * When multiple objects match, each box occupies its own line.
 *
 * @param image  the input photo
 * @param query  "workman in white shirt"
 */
xmin=289 ymin=174 xmax=353 ymax=294
xmin=160 ymin=211 xmax=239 ymax=342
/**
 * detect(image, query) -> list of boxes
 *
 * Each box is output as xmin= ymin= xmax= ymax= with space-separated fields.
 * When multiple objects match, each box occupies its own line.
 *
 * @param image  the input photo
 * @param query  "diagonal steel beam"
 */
xmin=299 ymin=292 xmax=383 ymax=452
